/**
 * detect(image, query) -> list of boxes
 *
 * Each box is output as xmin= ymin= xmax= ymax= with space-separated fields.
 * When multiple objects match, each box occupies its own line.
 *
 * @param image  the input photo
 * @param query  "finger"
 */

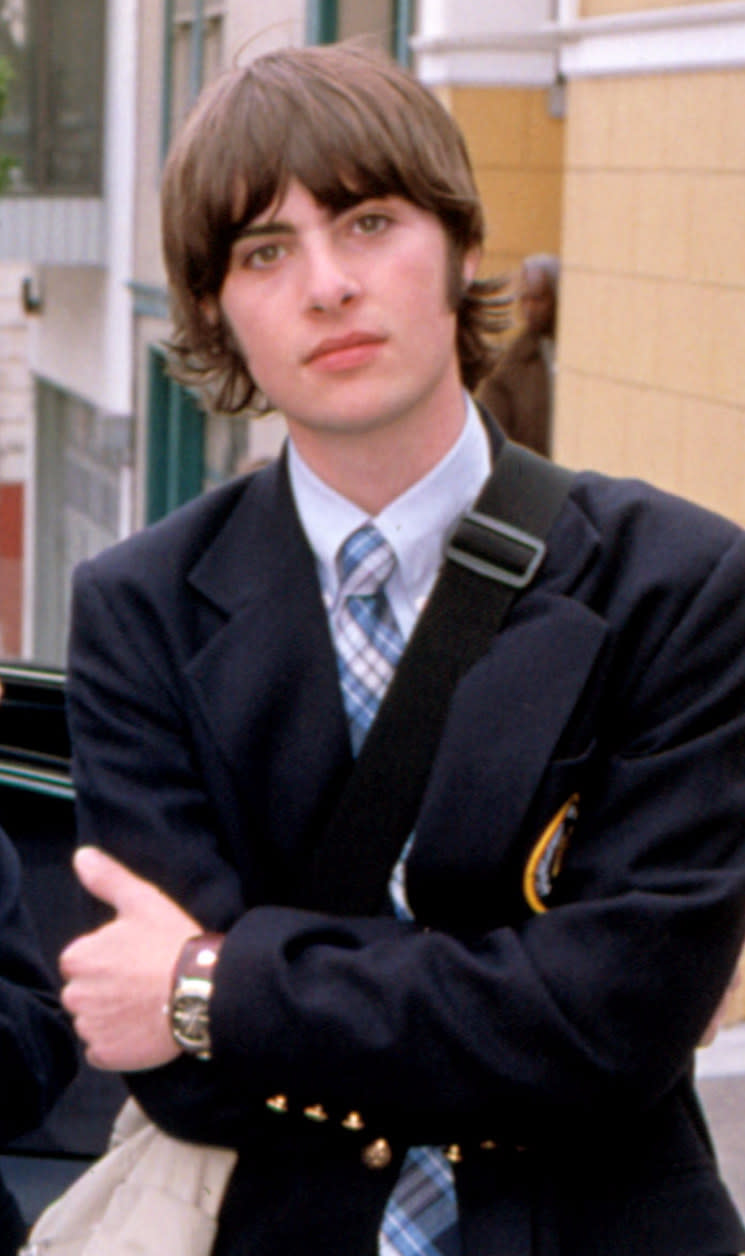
xmin=85 ymin=1046 xmax=116 ymax=1072
xmin=58 ymin=972 xmax=77 ymax=1009
xmin=59 ymin=930 xmax=99 ymax=983
xmin=73 ymin=846 xmax=156 ymax=915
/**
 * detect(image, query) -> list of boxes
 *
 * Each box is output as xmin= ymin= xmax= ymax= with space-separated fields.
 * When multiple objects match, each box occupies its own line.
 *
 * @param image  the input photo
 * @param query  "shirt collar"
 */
xmin=288 ymin=394 xmax=491 ymax=611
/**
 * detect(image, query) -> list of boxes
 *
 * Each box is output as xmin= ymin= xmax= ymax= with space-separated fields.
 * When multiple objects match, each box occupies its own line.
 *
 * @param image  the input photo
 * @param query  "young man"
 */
xmin=59 ymin=43 xmax=745 ymax=1256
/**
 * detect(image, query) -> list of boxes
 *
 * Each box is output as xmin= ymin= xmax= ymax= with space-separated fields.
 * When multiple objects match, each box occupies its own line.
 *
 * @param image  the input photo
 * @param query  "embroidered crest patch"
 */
xmin=523 ymin=794 xmax=579 ymax=914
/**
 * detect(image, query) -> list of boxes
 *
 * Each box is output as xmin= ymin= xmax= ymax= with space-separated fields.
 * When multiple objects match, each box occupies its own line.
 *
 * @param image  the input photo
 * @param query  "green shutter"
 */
xmin=146 ymin=349 xmax=205 ymax=523
xmin=394 ymin=0 xmax=413 ymax=65
xmin=306 ymin=0 xmax=411 ymax=58
xmin=306 ymin=0 xmax=338 ymax=45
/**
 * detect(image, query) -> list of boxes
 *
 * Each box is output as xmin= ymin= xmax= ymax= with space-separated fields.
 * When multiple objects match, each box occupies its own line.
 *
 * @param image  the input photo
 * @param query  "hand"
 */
xmin=60 ymin=846 xmax=202 ymax=1071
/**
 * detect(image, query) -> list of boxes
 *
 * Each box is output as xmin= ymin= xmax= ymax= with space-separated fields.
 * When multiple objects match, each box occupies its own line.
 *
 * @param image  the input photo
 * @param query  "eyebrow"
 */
xmin=230 ymin=195 xmax=383 ymax=246
xmin=232 ymin=221 xmax=296 ymax=242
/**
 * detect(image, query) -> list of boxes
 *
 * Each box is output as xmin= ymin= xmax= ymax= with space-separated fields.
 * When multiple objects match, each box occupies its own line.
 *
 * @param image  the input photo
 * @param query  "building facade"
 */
xmin=0 ymin=0 xmax=135 ymax=662
xmin=1 ymin=0 xmax=744 ymax=690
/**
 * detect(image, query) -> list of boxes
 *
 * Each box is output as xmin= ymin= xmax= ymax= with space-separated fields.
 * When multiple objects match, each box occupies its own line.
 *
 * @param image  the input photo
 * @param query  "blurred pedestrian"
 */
xmin=478 ymin=253 xmax=559 ymax=455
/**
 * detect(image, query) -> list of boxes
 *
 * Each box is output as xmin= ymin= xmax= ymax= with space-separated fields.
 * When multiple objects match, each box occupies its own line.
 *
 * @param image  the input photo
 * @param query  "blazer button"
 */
xmin=445 ymin=1144 xmax=462 ymax=1163
xmin=265 ymin=1094 xmax=288 ymax=1113
xmin=341 ymin=1111 xmax=365 ymax=1131
xmin=361 ymin=1138 xmax=392 ymax=1170
xmin=303 ymin=1104 xmax=329 ymax=1122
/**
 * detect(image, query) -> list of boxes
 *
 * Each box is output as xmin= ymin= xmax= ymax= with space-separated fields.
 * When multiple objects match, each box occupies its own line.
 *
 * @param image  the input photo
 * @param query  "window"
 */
xmin=0 ymin=0 xmax=105 ymax=194
xmin=163 ymin=0 xmax=225 ymax=161
xmin=307 ymin=0 xmax=414 ymax=63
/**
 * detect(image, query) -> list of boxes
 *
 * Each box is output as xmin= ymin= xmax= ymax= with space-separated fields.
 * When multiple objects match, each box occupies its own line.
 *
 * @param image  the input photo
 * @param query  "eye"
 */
xmin=352 ymin=211 xmax=390 ymax=237
xmin=231 ymin=239 xmax=287 ymax=272
xmin=243 ymin=241 xmax=286 ymax=269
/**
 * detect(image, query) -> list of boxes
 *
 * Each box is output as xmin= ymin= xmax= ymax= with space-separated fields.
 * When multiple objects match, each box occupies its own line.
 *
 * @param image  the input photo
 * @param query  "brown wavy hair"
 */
xmin=161 ymin=41 xmax=509 ymax=415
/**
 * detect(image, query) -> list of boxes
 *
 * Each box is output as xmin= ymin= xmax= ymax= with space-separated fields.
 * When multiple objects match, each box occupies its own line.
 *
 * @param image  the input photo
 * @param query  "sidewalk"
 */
xmin=695 ymin=1023 xmax=745 ymax=1219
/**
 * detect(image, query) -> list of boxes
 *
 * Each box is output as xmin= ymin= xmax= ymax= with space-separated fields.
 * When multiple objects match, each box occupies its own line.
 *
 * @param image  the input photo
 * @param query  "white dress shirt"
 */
xmin=288 ymin=394 xmax=491 ymax=644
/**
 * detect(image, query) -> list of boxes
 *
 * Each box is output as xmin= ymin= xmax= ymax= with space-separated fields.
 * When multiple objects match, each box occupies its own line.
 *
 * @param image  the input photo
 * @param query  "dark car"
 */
xmin=0 ymin=662 xmax=124 ymax=1227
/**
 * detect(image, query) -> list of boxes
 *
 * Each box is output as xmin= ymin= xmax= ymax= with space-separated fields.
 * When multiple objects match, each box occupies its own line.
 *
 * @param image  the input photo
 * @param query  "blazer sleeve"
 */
xmin=66 ymin=520 xmax=745 ymax=1152
xmin=0 ymin=825 xmax=78 ymax=1143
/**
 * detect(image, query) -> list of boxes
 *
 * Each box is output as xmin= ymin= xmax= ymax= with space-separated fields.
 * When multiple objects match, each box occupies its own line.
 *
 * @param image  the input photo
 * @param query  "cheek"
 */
xmin=219 ymin=279 xmax=248 ymax=329
xmin=219 ymin=290 xmax=264 ymax=359
xmin=395 ymin=254 xmax=454 ymax=326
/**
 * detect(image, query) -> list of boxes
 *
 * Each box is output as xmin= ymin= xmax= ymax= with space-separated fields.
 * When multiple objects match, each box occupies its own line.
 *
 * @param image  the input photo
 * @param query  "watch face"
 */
xmin=172 ymin=992 xmax=211 ymax=1055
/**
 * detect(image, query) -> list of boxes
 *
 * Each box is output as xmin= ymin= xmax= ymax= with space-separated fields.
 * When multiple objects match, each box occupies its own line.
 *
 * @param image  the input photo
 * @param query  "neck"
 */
xmin=287 ymin=382 xmax=469 ymax=516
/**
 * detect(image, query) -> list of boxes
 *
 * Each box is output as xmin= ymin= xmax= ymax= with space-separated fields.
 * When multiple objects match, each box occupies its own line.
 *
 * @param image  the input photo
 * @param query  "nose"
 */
xmin=304 ymin=238 xmax=361 ymax=313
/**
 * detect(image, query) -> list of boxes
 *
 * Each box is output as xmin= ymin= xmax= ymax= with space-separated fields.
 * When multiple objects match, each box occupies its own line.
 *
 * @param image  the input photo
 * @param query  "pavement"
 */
xmin=695 ymin=1022 xmax=745 ymax=1219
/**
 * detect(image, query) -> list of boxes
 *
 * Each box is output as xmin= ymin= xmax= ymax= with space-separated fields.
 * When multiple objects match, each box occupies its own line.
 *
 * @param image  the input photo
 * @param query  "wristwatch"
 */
xmin=168 ymin=933 xmax=224 ymax=1060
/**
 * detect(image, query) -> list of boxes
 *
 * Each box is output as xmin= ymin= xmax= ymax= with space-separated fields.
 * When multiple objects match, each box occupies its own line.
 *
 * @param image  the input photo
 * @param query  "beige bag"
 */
xmin=19 ymin=1098 xmax=237 ymax=1256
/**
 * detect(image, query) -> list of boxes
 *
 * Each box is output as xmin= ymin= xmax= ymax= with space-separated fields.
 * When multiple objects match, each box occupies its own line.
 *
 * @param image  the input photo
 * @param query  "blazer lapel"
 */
xmin=179 ymin=428 xmax=605 ymax=918
xmin=183 ymin=457 xmax=353 ymax=893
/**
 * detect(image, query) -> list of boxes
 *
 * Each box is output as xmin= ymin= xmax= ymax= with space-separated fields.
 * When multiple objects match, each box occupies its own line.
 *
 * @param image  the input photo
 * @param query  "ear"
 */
xmin=462 ymin=246 xmax=481 ymax=288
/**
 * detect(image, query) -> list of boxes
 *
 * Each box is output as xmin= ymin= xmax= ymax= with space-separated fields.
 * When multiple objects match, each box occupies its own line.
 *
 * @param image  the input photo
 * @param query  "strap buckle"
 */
xmin=445 ymin=511 xmax=546 ymax=589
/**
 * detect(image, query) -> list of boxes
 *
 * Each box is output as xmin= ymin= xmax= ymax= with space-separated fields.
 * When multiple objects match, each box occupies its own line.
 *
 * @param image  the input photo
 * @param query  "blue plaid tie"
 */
xmin=333 ymin=523 xmax=461 ymax=1256
xmin=334 ymin=522 xmax=406 ymax=755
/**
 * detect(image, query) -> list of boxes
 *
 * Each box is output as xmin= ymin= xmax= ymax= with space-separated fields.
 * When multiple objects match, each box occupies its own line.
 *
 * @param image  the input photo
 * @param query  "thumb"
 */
xmin=73 ymin=846 xmax=157 ymax=916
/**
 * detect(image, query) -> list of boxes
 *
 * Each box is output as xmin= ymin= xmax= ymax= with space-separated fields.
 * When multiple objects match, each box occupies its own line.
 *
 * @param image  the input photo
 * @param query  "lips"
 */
xmin=304 ymin=332 xmax=386 ymax=366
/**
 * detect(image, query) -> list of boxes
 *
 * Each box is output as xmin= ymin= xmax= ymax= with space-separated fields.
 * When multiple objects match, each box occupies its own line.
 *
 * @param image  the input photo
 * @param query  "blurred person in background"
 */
xmin=478 ymin=253 xmax=559 ymax=456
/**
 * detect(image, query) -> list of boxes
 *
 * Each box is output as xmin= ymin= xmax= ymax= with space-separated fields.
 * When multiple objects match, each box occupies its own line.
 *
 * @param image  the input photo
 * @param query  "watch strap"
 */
xmin=169 ymin=932 xmax=225 ymax=1059
xmin=173 ymin=932 xmax=225 ymax=986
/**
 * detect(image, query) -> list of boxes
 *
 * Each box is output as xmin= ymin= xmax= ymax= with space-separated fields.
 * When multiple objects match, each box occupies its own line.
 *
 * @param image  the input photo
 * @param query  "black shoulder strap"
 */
xmin=308 ymin=441 xmax=575 ymax=915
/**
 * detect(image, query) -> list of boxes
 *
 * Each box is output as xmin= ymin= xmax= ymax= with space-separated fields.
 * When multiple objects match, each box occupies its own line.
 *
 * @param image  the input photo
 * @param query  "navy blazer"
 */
xmin=66 ymin=422 xmax=745 ymax=1256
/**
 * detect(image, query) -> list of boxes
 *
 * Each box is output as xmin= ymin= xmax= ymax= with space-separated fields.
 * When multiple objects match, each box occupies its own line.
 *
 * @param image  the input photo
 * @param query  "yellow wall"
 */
xmin=449 ymin=86 xmax=565 ymax=292
xmin=450 ymin=65 xmax=745 ymax=525
xmin=555 ymin=67 xmax=745 ymax=526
